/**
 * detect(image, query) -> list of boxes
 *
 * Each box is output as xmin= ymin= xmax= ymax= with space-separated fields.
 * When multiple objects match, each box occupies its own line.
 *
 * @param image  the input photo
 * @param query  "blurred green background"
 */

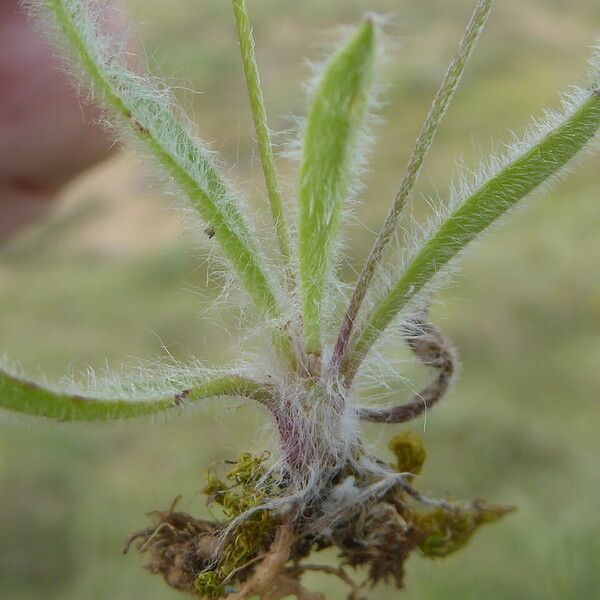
xmin=1 ymin=0 xmax=599 ymax=598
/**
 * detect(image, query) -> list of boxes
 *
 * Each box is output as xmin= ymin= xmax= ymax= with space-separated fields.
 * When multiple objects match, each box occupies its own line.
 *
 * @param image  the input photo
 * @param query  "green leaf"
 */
xmin=39 ymin=0 xmax=282 ymax=323
xmin=232 ymin=0 xmax=292 ymax=273
xmin=345 ymin=90 xmax=600 ymax=377
xmin=0 ymin=370 xmax=271 ymax=422
xmin=333 ymin=0 xmax=492 ymax=367
xmin=298 ymin=18 xmax=377 ymax=354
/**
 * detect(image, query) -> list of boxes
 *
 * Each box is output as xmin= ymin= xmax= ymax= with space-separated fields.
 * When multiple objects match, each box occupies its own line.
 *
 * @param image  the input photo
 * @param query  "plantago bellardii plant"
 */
xmin=2 ymin=0 xmax=600 ymax=597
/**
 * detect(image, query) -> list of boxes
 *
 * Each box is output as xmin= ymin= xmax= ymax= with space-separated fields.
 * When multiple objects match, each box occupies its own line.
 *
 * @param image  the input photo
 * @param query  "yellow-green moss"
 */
xmin=195 ymin=452 xmax=280 ymax=598
xmin=411 ymin=502 xmax=515 ymax=558
xmin=389 ymin=430 xmax=427 ymax=475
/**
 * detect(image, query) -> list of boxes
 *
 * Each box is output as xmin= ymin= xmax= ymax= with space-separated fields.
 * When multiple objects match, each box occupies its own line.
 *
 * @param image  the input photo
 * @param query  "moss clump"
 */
xmin=196 ymin=452 xmax=282 ymax=597
xmin=126 ymin=452 xmax=281 ymax=599
xmin=411 ymin=501 xmax=515 ymax=558
xmin=193 ymin=572 xmax=225 ymax=600
xmin=127 ymin=441 xmax=514 ymax=598
xmin=389 ymin=430 xmax=427 ymax=475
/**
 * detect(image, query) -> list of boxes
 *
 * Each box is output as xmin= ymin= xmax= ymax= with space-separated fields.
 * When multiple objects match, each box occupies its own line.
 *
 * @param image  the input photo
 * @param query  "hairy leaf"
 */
xmin=0 ymin=370 xmax=271 ymax=421
xmin=35 ymin=0 xmax=282 ymax=323
xmin=298 ymin=18 xmax=376 ymax=354
xmin=232 ymin=0 xmax=291 ymax=272
xmin=346 ymin=90 xmax=600 ymax=376
xmin=333 ymin=0 xmax=492 ymax=367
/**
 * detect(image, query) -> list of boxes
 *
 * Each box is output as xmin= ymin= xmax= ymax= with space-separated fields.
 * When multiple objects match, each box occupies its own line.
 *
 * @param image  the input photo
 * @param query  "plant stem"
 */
xmin=232 ymin=0 xmax=293 ymax=280
xmin=332 ymin=0 xmax=492 ymax=369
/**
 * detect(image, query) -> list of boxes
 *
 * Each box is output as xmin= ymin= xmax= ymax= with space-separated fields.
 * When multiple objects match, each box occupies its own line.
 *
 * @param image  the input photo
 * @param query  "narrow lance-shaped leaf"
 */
xmin=344 ymin=89 xmax=600 ymax=379
xmin=232 ymin=0 xmax=292 ymax=275
xmin=0 ymin=370 xmax=271 ymax=422
xmin=298 ymin=18 xmax=376 ymax=355
xmin=332 ymin=0 xmax=492 ymax=367
xmin=35 ymin=0 xmax=283 ymax=326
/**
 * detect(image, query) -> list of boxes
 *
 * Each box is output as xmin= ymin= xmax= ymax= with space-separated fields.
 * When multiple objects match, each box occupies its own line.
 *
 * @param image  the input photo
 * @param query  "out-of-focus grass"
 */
xmin=1 ymin=1 xmax=599 ymax=598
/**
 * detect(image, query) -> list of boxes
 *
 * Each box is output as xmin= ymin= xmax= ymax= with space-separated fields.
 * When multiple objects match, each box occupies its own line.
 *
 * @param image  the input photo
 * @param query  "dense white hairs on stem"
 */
xmin=0 ymin=350 xmax=244 ymax=404
xmin=214 ymin=395 xmax=395 ymax=546
xmin=59 ymin=358 xmax=220 ymax=399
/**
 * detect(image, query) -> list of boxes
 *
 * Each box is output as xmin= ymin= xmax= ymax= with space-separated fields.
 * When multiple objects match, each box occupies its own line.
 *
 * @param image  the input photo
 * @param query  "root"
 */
xmin=263 ymin=573 xmax=325 ymax=600
xmin=124 ymin=508 xmax=221 ymax=594
xmin=227 ymin=520 xmax=295 ymax=600
xmin=288 ymin=564 xmax=366 ymax=600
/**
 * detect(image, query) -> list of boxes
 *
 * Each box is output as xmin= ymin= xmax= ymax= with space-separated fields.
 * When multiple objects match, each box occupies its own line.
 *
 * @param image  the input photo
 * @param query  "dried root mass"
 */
xmin=125 ymin=439 xmax=514 ymax=599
